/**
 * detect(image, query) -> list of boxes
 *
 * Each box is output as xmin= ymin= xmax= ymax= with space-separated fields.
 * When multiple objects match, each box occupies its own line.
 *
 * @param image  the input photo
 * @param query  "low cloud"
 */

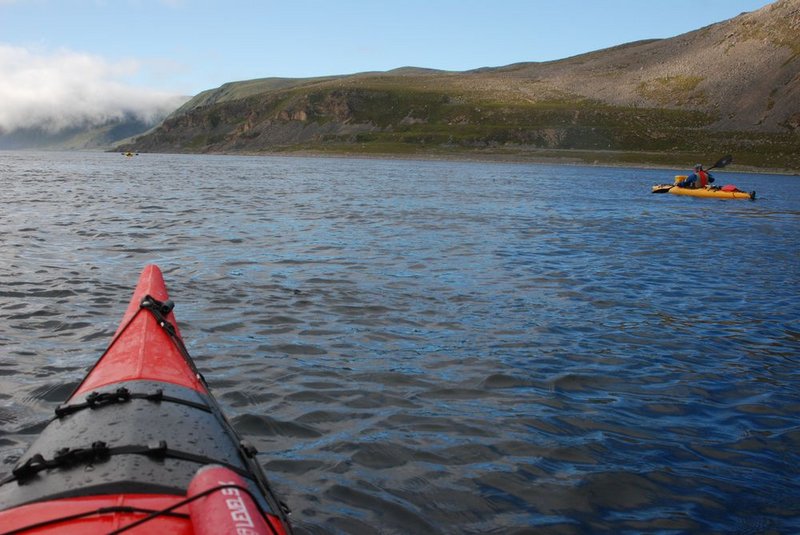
xmin=0 ymin=44 xmax=188 ymax=133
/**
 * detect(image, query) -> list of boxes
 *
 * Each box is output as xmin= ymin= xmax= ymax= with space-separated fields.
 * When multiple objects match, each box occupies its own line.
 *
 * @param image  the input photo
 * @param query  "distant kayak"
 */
xmin=652 ymin=174 xmax=755 ymax=200
xmin=0 ymin=265 xmax=293 ymax=534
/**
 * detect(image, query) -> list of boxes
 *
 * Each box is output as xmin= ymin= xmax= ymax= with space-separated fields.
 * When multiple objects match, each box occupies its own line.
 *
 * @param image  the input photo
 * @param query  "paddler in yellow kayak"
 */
xmin=676 ymin=163 xmax=715 ymax=189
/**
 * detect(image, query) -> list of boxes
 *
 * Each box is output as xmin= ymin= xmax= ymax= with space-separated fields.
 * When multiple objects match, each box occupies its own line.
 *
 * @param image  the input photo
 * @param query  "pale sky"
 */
xmin=0 ymin=0 xmax=774 ymax=132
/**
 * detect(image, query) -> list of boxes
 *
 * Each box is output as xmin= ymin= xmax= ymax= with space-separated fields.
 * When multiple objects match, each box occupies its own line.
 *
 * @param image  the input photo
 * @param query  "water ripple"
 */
xmin=1 ymin=152 xmax=799 ymax=533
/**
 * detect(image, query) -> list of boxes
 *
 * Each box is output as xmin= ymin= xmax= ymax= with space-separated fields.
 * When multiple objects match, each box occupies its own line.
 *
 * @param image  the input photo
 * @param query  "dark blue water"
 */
xmin=1 ymin=151 xmax=798 ymax=534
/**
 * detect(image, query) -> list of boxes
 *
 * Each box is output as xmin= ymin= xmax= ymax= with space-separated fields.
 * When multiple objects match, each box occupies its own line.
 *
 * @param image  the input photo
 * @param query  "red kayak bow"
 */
xmin=0 ymin=265 xmax=292 ymax=534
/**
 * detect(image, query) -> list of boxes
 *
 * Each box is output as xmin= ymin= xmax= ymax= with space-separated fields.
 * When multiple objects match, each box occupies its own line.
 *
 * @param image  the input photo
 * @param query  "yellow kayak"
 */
xmin=652 ymin=175 xmax=755 ymax=200
xmin=654 ymin=186 xmax=756 ymax=200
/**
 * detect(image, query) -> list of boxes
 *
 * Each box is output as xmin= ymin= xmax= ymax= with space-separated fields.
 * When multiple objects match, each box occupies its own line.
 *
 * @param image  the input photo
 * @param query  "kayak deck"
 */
xmin=0 ymin=265 xmax=292 ymax=534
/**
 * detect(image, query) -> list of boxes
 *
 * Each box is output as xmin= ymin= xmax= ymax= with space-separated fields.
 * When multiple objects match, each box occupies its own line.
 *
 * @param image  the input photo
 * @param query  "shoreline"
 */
xmin=201 ymin=148 xmax=800 ymax=176
xmin=104 ymin=145 xmax=800 ymax=175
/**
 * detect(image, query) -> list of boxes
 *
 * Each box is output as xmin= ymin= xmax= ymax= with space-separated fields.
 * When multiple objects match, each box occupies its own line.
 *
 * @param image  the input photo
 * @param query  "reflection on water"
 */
xmin=1 ymin=151 xmax=799 ymax=533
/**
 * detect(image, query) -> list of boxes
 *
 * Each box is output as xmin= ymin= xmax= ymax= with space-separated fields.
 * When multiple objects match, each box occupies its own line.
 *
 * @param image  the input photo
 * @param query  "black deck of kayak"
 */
xmin=0 ymin=380 xmax=278 ymax=516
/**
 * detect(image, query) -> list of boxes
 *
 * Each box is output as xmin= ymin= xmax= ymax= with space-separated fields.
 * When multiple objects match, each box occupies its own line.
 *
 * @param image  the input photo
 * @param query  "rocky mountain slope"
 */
xmin=496 ymin=0 xmax=799 ymax=133
xmin=120 ymin=0 xmax=800 ymax=170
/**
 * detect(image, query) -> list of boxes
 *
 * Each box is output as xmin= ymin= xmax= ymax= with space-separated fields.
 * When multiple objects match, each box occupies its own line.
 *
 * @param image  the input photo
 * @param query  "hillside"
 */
xmin=119 ymin=0 xmax=800 ymax=171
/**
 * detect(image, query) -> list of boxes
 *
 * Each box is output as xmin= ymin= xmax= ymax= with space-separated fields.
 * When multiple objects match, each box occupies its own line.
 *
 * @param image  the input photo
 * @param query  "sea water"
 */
xmin=1 ymin=151 xmax=798 ymax=533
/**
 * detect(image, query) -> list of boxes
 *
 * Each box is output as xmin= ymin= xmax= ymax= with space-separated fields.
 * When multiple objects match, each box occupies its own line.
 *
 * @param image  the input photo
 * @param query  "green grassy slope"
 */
xmin=125 ymin=77 xmax=799 ymax=170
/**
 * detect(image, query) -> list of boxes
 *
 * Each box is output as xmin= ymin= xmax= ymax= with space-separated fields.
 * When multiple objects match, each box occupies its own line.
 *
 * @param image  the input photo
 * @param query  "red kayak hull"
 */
xmin=0 ymin=495 xmax=192 ymax=534
xmin=0 ymin=266 xmax=291 ymax=534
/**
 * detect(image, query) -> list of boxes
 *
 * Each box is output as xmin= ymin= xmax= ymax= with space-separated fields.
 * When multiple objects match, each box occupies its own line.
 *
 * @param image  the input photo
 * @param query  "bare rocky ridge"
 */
xmin=494 ymin=0 xmax=800 ymax=132
xmin=121 ymin=0 xmax=800 ymax=170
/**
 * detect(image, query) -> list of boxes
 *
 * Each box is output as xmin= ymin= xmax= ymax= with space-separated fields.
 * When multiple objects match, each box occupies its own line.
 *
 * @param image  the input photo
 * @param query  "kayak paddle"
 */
xmin=707 ymin=154 xmax=732 ymax=171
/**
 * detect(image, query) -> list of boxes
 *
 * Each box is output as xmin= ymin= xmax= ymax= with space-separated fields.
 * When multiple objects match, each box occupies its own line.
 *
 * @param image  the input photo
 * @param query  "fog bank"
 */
xmin=0 ymin=45 xmax=188 ymax=133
